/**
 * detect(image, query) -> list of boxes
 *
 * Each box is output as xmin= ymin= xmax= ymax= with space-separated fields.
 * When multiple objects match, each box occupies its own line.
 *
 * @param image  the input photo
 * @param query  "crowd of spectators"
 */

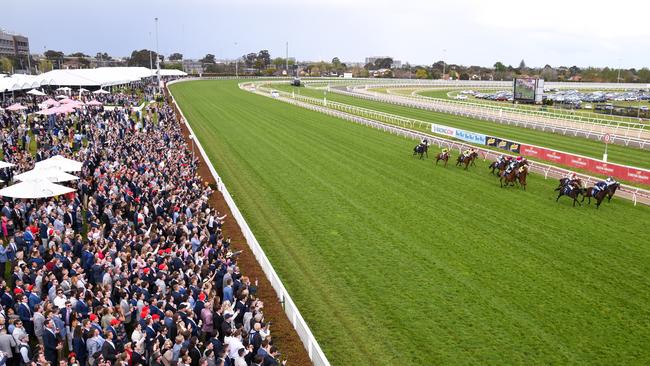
xmin=0 ymin=82 xmax=287 ymax=366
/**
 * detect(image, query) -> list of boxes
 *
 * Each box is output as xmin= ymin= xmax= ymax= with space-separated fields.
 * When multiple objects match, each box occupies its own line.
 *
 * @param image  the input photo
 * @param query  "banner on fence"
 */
xmin=455 ymin=129 xmax=487 ymax=145
xmin=486 ymin=136 xmax=521 ymax=153
xmin=519 ymin=144 xmax=650 ymax=184
xmin=431 ymin=124 xmax=456 ymax=138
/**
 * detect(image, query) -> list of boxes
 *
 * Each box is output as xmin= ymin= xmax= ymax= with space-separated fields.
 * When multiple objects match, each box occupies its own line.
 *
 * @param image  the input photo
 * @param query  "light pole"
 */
xmin=149 ymin=32 xmax=153 ymax=70
xmin=617 ymin=58 xmax=622 ymax=83
xmin=154 ymin=17 xmax=161 ymax=91
xmin=234 ymin=42 xmax=239 ymax=78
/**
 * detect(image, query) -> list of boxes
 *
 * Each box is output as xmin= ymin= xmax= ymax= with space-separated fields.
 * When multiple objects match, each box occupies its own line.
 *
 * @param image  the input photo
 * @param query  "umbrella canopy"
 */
xmin=15 ymin=166 xmax=79 ymax=183
xmin=0 ymin=161 xmax=15 ymax=169
xmin=86 ymin=100 xmax=103 ymax=106
xmin=26 ymin=89 xmax=46 ymax=96
xmin=54 ymin=105 xmax=76 ymax=114
xmin=0 ymin=179 xmax=75 ymax=199
xmin=36 ymin=108 xmax=59 ymax=116
xmin=6 ymin=103 xmax=27 ymax=111
xmin=43 ymin=98 xmax=60 ymax=106
xmin=93 ymin=89 xmax=110 ymax=94
xmin=59 ymin=98 xmax=73 ymax=104
xmin=56 ymin=87 xmax=72 ymax=91
xmin=79 ymin=88 xmax=89 ymax=93
xmin=35 ymin=155 xmax=83 ymax=172
xmin=55 ymin=95 xmax=68 ymax=99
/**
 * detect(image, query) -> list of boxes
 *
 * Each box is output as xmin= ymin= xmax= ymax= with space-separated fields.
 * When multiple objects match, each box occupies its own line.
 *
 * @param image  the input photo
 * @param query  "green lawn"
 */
xmin=281 ymin=84 xmax=650 ymax=169
xmin=171 ymin=80 xmax=650 ymax=366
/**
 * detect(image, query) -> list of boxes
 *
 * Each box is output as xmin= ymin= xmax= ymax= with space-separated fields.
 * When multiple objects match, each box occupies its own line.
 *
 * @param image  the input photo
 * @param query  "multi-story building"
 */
xmin=0 ymin=29 xmax=30 ymax=58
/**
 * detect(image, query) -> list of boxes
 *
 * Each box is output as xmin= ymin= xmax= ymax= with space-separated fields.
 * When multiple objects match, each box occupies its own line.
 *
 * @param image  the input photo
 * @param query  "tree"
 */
xmin=374 ymin=57 xmax=393 ymax=69
xmin=95 ymin=52 xmax=112 ymax=61
xmin=256 ymin=50 xmax=271 ymax=69
xmin=127 ymin=49 xmax=158 ymax=67
xmin=415 ymin=68 xmax=429 ymax=79
xmin=331 ymin=57 xmax=341 ymax=68
xmin=169 ymin=53 xmax=183 ymax=61
xmin=38 ymin=59 xmax=53 ymax=73
xmin=243 ymin=53 xmax=257 ymax=68
xmin=460 ymin=72 xmax=470 ymax=80
xmin=0 ymin=57 xmax=12 ymax=73
xmin=44 ymin=50 xmax=64 ymax=61
xmin=518 ymin=59 xmax=526 ymax=70
xmin=494 ymin=61 xmax=506 ymax=72
xmin=163 ymin=62 xmax=183 ymax=71
xmin=68 ymin=52 xmax=89 ymax=58
xmin=200 ymin=54 xmax=216 ymax=64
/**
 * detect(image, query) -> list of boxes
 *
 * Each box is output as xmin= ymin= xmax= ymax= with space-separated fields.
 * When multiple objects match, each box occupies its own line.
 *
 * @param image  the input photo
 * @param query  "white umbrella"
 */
xmin=34 ymin=155 xmax=83 ymax=172
xmin=15 ymin=167 xmax=79 ymax=183
xmin=79 ymin=88 xmax=89 ymax=93
xmin=26 ymin=89 xmax=46 ymax=96
xmin=93 ymin=89 xmax=109 ymax=94
xmin=0 ymin=179 xmax=75 ymax=199
xmin=56 ymin=87 xmax=72 ymax=91
xmin=0 ymin=160 xmax=15 ymax=169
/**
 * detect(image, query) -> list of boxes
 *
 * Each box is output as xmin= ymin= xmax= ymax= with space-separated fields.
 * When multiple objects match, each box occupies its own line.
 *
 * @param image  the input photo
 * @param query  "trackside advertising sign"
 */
xmin=486 ymin=136 xmax=521 ymax=153
xmin=431 ymin=124 xmax=486 ymax=144
xmin=519 ymin=144 xmax=650 ymax=184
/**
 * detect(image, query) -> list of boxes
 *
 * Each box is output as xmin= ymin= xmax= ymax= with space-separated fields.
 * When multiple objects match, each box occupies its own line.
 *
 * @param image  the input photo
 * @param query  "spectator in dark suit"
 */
xmin=43 ymin=319 xmax=59 ymax=365
xmin=101 ymin=330 xmax=117 ymax=363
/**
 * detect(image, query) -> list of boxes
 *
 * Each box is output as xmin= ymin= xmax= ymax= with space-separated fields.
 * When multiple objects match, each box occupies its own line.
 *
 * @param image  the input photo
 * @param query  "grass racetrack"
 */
xmin=171 ymin=80 xmax=650 ymax=365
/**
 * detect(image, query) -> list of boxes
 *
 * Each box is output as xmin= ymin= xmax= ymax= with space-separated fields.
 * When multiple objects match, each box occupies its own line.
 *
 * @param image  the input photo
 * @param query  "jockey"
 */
xmin=505 ymin=159 xmax=518 ymax=174
xmin=605 ymin=176 xmax=616 ymax=186
xmin=421 ymin=138 xmax=429 ymax=147
xmin=441 ymin=147 xmax=449 ymax=157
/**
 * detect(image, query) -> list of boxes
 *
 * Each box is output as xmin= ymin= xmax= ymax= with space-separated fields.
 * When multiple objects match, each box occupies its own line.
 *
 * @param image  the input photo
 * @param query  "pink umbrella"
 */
xmin=86 ymin=100 xmax=103 ymax=106
xmin=43 ymin=98 xmax=60 ymax=107
xmin=36 ymin=108 xmax=58 ymax=116
xmin=6 ymin=103 xmax=27 ymax=111
xmin=56 ymin=105 xmax=76 ymax=114
xmin=59 ymin=98 xmax=73 ymax=104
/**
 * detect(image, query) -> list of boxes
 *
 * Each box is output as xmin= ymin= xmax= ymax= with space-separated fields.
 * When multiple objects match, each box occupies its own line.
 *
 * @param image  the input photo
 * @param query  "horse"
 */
xmin=555 ymin=185 xmax=584 ymax=207
xmin=582 ymin=187 xmax=609 ymax=208
xmin=435 ymin=152 xmax=450 ymax=167
xmin=557 ymin=178 xmax=583 ymax=190
xmin=606 ymin=182 xmax=620 ymax=202
xmin=456 ymin=152 xmax=478 ymax=170
xmin=499 ymin=168 xmax=517 ymax=188
xmin=489 ymin=159 xmax=508 ymax=175
xmin=516 ymin=165 xmax=529 ymax=190
xmin=412 ymin=143 xmax=428 ymax=159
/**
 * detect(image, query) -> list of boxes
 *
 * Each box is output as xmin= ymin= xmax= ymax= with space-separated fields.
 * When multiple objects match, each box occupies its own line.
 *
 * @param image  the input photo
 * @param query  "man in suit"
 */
xmin=0 ymin=329 xmax=16 ymax=366
xmin=60 ymin=300 xmax=75 ymax=351
xmin=101 ymin=330 xmax=117 ymax=363
xmin=16 ymin=296 xmax=34 ymax=337
xmin=43 ymin=319 xmax=59 ymax=365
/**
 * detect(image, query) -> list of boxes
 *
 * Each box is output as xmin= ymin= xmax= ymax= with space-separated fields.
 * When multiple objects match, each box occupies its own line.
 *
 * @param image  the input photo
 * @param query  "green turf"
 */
xmin=170 ymin=79 xmax=650 ymax=366
xmin=281 ymin=84 xmax=650 ymax=169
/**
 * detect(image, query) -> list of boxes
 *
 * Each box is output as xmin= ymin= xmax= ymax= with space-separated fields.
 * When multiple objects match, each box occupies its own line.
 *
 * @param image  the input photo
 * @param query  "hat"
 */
xmin=158 ymin=264 xmax=166 ymax=270
xmin=14 ymin=288 xmax=23 ymax=295
xmin=26 ymin=284 xmax=33 ymax=292
xmin=89 ymin=314 xmax=97 ymax=322
xmin=143 ymin=268 xmax=150 ymax=274
xmin=164 ymin=248 xmax=172 ymax=254
xmin=198 ymin=293 xmax=206 ymax=301
xmin=110 ymin=318 xmax=120 ymax=326
xmin=158 ymin=250 xmax=164 ymax=255
xmin=152 ymin=314 xmax=160 ymax=320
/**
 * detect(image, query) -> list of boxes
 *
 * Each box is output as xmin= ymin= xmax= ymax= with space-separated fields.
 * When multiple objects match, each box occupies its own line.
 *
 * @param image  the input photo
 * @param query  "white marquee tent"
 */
xmin=0 ymin=67 xmax=187 ymax=92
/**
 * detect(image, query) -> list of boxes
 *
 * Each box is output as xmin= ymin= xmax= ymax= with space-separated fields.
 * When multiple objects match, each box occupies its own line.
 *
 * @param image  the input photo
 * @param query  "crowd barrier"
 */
xmin=166 ymin=79 xmax=331 ymax=366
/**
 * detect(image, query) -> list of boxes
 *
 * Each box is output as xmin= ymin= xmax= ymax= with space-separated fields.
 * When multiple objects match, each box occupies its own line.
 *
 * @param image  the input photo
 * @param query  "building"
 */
xmin=364 ymin=56 xmax=401 ymax=69
xmin=182 ymin=59 xmax=204 ymax=74
xmin=0 ymin=29 xmax=30 ymax=58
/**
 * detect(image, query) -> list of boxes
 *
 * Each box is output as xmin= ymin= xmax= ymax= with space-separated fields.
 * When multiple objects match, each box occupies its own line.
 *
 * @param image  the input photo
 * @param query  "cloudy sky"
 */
xmin=4 ymin=0 xmax=649 ymax=68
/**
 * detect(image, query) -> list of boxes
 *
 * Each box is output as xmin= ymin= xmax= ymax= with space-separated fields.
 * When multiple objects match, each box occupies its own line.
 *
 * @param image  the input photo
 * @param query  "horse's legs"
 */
xmin=556 ymin=193 xmax=562 ymax=202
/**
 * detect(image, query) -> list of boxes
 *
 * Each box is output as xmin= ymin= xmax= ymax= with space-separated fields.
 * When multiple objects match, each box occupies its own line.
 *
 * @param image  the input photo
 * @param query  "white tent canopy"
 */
xmin=35 ymin=155 xmax=83 ymax=172
xmin=0 ymin=179 xmax=75 ymax=199
xmin=27 ymin=88 xmax=46 ymax=96
xmin=0 ymin=161 xmax=15 ymax=169
xmin=15 ymin=166 xmax=79 ymax=183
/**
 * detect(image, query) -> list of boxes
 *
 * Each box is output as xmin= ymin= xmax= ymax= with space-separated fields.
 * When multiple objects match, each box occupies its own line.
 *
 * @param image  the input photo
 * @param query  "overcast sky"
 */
xmin=4 ymin=0 xmax=649 ymax=68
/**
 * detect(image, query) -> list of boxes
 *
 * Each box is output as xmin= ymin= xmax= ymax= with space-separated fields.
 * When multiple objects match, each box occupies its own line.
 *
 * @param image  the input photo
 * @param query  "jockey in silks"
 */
xmin=566 ymin=172 xmax=578 ymax=189
xmin=461 ymin=148 xmax=471 ymax=161
xmin=496 ymin=154 xmax=505 ymax=164
xmin=421 ymin=138 xmax=429 ymax=147
xmin=595 ymin=176 xmax=616 ymax=193
xmin=605 ymin=176 xmax=616 ymax=187
xmin=441 ymin=147 xmax=449 ymax=158
xmin=505 ymin=157 xmax=518 ymax=175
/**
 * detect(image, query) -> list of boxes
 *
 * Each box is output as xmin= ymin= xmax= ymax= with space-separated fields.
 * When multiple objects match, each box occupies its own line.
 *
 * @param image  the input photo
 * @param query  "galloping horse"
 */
xmin=435 ymin=152 xmax=450 ymax=167
xmin=581 ymin=187 xmax=609 ymax=208
xmin=413 ymin=143 xmax=428 ymax=159
xmin=517 ymin=165 xmax=529 ymax=190
xmin=489 ymin=159 xmax=508 ymax=175
xmin=606 ymin=182 xmax=621 ymax=202
xmin=500 ymin=168 xmax=518 ymax=188
xmin=555 ymin=184 xmax=584 ymax=206
xmin=456 ymin=152 xmax=478 ymax=170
